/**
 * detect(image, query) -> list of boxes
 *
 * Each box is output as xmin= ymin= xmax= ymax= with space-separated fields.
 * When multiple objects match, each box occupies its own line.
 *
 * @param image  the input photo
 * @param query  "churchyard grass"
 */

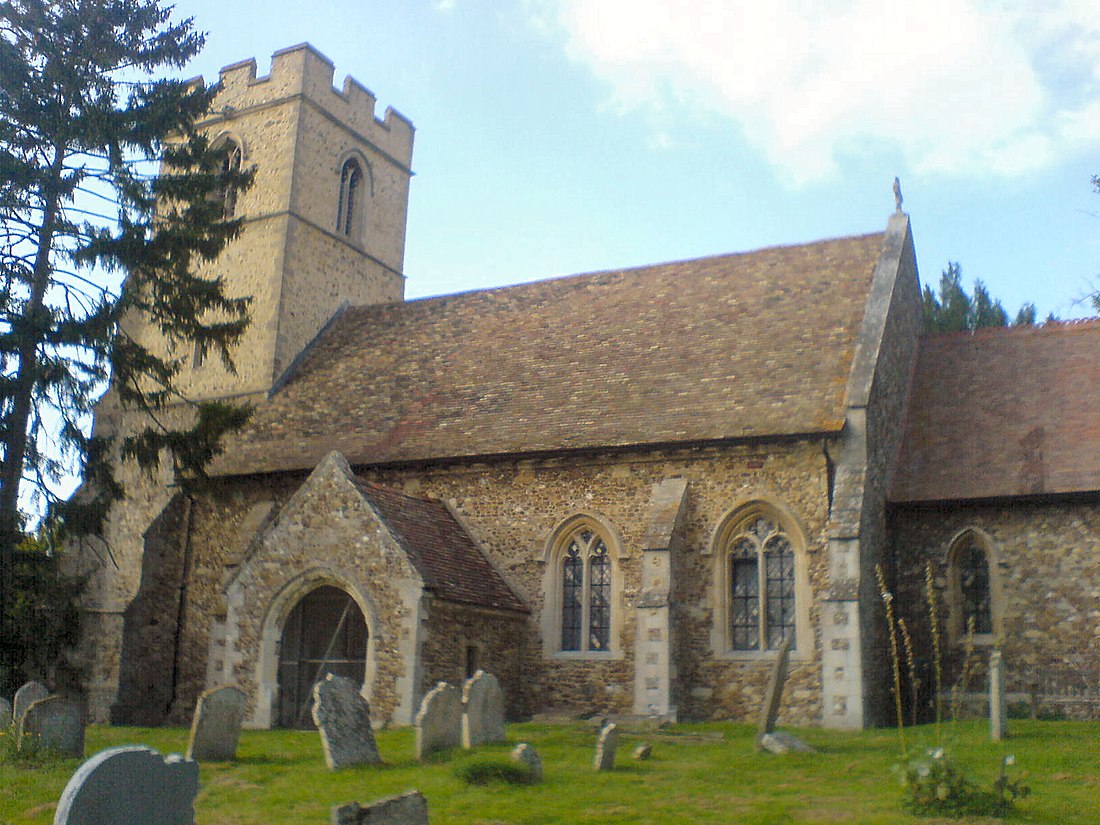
xmin=1 ymin=719 xmax=1093 ymax=824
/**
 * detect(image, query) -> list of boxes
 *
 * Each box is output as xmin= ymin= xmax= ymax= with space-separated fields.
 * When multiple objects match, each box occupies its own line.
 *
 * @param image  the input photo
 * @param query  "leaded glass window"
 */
xmin=558 ymin=526 xmax=613 ymax=653
xmin=727 ymin=514 xmax=796 ymax=651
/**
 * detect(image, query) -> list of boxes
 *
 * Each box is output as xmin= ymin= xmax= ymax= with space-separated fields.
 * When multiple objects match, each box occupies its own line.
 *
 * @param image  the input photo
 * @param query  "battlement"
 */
xmin=211 ymin=43 xmax=413 ymax=166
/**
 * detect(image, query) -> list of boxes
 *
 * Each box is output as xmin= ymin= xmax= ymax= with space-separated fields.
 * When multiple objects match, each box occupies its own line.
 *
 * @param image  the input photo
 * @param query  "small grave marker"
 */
xmin=990 ymin=648 xmax=1007 ymax=742
xmin=18 ymin=696 xmax=83 ymax=757
xmin=414 ymin=681 xmax=462 ymax=760
xmin=312 ymin=674 xmax=381 ymax=769
xmin=54 ymin=746 xmax=198 ymax=825
xmin=594 ymin=722 xmax=619 ymax=771
xmin=0 ymin=696 xmax=11 ymax=727
xmin=462 ymin=670 xmax=505 ymax=749
xmin=510 ymin=742 xmax=542 ymax=781
xmin=331 ymin=790 xmax=428 ymax=825
xmin=12 ymin=680 xmax=48 ymax=728
xmin=187 ymin=684 xmax=247 ymax=761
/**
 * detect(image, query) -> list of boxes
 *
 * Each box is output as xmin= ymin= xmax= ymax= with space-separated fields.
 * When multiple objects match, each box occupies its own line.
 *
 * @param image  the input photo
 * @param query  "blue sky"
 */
xmin=173 ymin=0 xmax=1100 ymax=318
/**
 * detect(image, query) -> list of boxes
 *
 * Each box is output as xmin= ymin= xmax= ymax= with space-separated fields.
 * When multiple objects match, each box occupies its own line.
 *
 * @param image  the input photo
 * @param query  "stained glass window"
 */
xmin=727 ymin=514 xmax=797 ymax=651
xmin=561 ymin=541 xmax=583 ymax=651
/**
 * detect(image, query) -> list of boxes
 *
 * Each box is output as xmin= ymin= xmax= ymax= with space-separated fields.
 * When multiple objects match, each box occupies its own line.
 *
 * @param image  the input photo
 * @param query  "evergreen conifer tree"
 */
xmin=0 ymin=0 xmax=252 ymax=685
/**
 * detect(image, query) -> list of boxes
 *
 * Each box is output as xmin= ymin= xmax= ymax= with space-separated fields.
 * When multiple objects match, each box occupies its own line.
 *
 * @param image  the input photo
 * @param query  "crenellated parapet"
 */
xmin=206 ymin=43 xmax=413 ymax=167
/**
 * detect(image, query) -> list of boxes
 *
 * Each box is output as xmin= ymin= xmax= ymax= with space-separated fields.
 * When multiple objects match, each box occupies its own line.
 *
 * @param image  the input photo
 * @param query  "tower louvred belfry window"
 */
xmin=337 ymin=158 xmax=364 ymax=237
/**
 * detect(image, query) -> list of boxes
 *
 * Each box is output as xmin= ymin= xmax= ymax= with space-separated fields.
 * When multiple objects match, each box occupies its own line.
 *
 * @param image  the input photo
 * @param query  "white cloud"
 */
xmin=433 ymin=0 xmax=457 ymax=12
xmin=531 ymin=0 xmax=1100 ymax=183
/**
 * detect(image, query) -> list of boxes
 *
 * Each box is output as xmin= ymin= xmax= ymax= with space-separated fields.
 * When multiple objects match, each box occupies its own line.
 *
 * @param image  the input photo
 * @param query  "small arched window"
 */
xmin=336 ymin=158 xmax=364 ymax=238
xmin=219 ymin=139 xmax=243 ymax=219
xmin=948 ymin=530 xmax=996 ymax=640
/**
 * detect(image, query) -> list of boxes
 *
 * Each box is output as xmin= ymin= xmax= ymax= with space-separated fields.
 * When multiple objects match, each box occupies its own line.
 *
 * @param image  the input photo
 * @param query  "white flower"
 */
xmin=929 ymin=748 xmax=944 ymax=759
xmin=1005 ymin=754 xmax=1016 ymax=766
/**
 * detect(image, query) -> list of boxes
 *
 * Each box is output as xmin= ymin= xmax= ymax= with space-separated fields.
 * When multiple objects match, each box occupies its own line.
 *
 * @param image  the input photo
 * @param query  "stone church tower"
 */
xmin=80 ymin=45 xmax=415 ymax=723
xmin=167 ymin=42 xmax=414 ymax=401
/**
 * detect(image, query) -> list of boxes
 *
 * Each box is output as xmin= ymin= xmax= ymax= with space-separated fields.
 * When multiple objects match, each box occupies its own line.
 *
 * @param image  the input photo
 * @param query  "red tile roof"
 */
xmin=357 ymin=480 xmax=527 ymax=613
xmin=891 ymin=320 xmax=1100 ymax=502
xmin=213 ymin=233 xmax=886 ymax=475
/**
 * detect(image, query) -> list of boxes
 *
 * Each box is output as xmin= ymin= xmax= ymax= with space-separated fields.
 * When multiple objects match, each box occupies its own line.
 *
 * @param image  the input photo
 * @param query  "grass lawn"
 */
xmin=0 ymin=719 xmax=1094 ymax=824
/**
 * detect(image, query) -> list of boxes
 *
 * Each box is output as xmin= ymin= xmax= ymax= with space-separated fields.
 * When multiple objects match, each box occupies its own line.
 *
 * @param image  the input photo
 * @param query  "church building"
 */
xmin=76 ymin=45 xmax=1100 ymax=730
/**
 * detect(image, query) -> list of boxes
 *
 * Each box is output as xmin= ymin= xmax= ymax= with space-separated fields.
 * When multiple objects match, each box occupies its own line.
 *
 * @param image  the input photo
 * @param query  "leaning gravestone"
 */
xmin=331 ymin=790 xmax=428 ymax=825
xmin=414 ymin=681 xmax=462 ymax=760
xmin=312 ymin=674 xmax=381 ymax=769
xmin=510 ymin=742 xmax=543 ymax=781
xmin=0 ymin=696 xmax=11 ymax=727
xmin=187 ymin=684 xmax=247 ymax=761
xmin=19 ymin=696 xmax=84 ymax=757
xmin=594 ymin=722 xmax=619 ymax=771
xmin=12 ymin=680 xmax=49 ymax=728
xmin=54 ymin=746 xmax=199 ymax=825
xmin=755 ymin=637 xmax=791 ymax=750
xmin=462 ymin=670 xmax=505 ymax=748
xmin=990 ymin=648 xmax=1007 ymax=742
xmin=632 ymin=742 xmax=652 ymax=760
xmin=759 ymin=731 xmax=816 ymax=754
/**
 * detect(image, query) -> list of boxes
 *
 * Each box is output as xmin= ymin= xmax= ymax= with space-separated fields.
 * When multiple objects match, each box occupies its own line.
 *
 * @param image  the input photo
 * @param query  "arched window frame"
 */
xmin=210 ymin=133 xmax=246 ymax=220
xmin=541 ymin=514 xmax=623 ymax=659
xmin=946 ymin=528 xmax=1002 ymax=645
xmin=710 ymin=499 xmax=811 ymax=660
xmin=335 ymin=153 xmax=373 ymax=242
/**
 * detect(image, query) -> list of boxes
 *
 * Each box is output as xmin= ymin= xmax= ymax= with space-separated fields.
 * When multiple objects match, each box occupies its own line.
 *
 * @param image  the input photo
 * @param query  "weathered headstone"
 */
xmin=759 ymin=731 xmax=817 ymax=754
xmin=594 ymin=722 xmax=619 ymax=771
xmin=462 ymin=670 xmax=505 ymax=748
xmin=18 ymin=696 xmax=83 ymax=757
xmin=312 ymin=673 xmax=381 ymax=769
xmin=754 ymin=636 xmax=792 ymax=751
xmin=187 ymin=684 xmax=247 ymax=761
xmin=331 ymin=791 xmax=428 ymax=825
xmin=632 ymin=742 xmax=652 ymax=760
xmin=54 ymin=746 xmax=199 ymax=825
xmin=990 ymin=648 xmax=1007 ymax=742
xmin=0 ymin=696 xmax=11 ymax=727
xmin=12 ymin=680 xmax=49 ymax=728
xmin=414 ymin=681 xmax=462 ymax=760
xmin=510 ymin=742 xmax=543 ymax=781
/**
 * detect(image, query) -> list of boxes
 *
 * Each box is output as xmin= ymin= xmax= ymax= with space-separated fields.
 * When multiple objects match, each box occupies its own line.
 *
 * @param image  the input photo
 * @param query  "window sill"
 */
xmin=712 ymin=648 xmax=810 ymax=663
xmin=545 ymin=649 xmax=622 ymax=662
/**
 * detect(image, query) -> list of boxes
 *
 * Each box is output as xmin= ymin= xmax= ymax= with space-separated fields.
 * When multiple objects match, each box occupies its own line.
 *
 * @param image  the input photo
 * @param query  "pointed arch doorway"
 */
xmin=275 ymin=585 xmax=368 ymax=728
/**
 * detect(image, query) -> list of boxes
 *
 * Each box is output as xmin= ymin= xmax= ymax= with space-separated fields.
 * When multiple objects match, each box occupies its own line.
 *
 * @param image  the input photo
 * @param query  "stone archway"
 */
xmin=275 ymin=585 xmax=368 ymax=728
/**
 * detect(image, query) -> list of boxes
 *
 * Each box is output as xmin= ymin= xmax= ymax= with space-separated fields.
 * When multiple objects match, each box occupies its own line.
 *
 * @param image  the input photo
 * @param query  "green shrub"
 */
xmin=896 ymin=748 xmax=1029 ymax=818
xmin=453 ymin=755 xmax=537 ymax=786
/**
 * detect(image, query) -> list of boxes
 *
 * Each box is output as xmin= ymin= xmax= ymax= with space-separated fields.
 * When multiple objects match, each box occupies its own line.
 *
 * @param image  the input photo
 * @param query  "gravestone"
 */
xmin=510 ymin=742 xmax=542 ymax=781
xmin=754 ymin=637 xmax=791 ymax=750
xmin=331 ymin=791 xmax=428 ymax=825
xmin=594 ymin=722 xmax=619 ymax=771
xmin=414 ymin=681 xmax=462 ymax=760
xmin=312 ymin=674 xmax=381 ymax=769
xmin=632 ymin=743 xmax=652 ymax=760
xmin=759 ymin=731 xmax=816 ymax=754
xmin=54 ymin=746 xmax=199 ymax=825
xmin=187 ymin=684 xmax=247 ymax=761
xmin=990 ymin=648 xmax=1007 ymax=742
xmin=12 ymin=680 xmax=49 ymax=727
xmin=462 ymin=670 xmax=505 ymax=748
xmin=0 ymin=696 xmax=10 ymax=727
xmin=18 ymin=696 xmax=84 ymax=757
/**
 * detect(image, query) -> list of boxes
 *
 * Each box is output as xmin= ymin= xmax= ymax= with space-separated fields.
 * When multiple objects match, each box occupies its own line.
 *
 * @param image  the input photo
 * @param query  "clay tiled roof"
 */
xmin=214 ymin=233 xmax=887 ymax=475
xmin=357 ymin=480 xmax=527 ymax=613
xmin=891 ymin=320 xmax=1100 ymax=503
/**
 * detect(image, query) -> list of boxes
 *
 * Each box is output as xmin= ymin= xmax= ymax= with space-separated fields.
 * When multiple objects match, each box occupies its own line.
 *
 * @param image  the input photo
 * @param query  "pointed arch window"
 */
xmin=336 ymin=158 xmax=364 ymax=238
xmin=214 ymin=139 xmax=243 ymax=220
xmin=948 ymin=530 xmax=997 ymax=641
xmin=560 ymin=528 xmax=611 ymax=652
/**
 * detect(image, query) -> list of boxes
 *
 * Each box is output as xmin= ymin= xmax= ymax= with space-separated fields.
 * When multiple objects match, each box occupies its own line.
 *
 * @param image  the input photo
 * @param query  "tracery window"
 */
xmin=724 ymin=511 xmax=798 ymax=652
xmin=559 ymin=527 xmax=611 ymax=652
xmin=336 ymin=158 xmax=364 ymax=238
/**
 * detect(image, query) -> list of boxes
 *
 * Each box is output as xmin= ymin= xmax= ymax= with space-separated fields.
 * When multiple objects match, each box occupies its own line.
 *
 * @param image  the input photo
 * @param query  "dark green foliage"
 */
xmin=0 ymin=532 xmax=83 ymax=698
xmin=453 ymin=755 xmax=538 ymax=786
xmin=922 ymin=262 xmax=1048 ymax=333
xmin=0 ymin=0 xmax=253 ymax=657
